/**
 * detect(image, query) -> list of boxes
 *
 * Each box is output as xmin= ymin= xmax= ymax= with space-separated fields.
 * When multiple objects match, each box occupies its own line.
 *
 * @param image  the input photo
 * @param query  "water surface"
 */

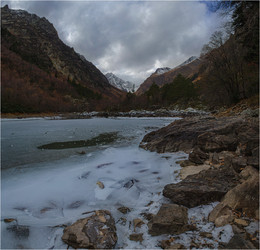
xmin=1 ymin=117 xmax=186 ymax=249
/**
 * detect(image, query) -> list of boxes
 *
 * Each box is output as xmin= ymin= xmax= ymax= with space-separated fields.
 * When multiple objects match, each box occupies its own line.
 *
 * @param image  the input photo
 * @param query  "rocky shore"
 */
xmin=140 ymin=114 xmax=259 ymax=249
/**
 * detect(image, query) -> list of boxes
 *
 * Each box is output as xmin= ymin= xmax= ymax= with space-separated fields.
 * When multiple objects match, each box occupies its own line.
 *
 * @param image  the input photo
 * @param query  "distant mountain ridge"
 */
xmin=154 ymin=67 xmax=171 ymax=75
xmin=136 ymin=56 xmax=200 ymax=95
xmin=105 ymin=73 xmax=135 ymax=92
xmin=1 ymin=5 xmax=124 ymax=112
xmin=178 ymin=56 xmax=198 ymax=67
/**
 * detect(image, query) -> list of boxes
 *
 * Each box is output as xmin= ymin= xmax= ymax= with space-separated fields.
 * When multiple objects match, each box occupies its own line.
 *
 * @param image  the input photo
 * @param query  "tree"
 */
xmin=161 ymin=74 xmax=197 ymax=105
xmin=146 ymin=82 xmax=160 ymax=104
xmin=198 ymin=1 xmax=259 ymax=106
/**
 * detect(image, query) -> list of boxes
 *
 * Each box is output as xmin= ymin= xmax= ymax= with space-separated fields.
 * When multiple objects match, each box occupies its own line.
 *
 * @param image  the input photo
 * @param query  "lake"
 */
xmin=1 ymin=117 xmax=188 ymax=249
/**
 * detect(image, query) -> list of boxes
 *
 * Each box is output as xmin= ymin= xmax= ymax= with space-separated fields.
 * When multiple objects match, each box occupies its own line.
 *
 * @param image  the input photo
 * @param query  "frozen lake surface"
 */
xmin=1 ymin=117 xmax=235 ymax=249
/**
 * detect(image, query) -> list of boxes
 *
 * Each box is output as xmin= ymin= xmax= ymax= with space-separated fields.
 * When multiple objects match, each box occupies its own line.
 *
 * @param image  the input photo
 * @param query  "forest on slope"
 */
xmin=122 ymin=1 xmax=259 ymax=111
xmin=1 ymin=5 xmax=125 ymax=113
xmin=1 ymin=1 xmax=259 ymax=114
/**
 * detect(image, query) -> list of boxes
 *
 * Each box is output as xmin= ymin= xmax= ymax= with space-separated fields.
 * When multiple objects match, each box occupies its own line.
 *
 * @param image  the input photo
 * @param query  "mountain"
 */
xmin=1 ymin=5 xmax=124 ymax=112
xmin=154 ymin=67 xmax=171 ymax=75
xmin=136 ymin=56 xmax=201 ymax=95
xmin=105 ymin=73 xmax=135 ymax=92
xmin=177 ymin=56 xmax=198 ymax=67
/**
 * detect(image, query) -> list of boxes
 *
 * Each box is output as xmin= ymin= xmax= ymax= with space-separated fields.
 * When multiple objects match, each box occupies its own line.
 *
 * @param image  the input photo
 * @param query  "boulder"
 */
xmin=179 ymin=164 xmax=211 ymax=180
xmin=231 ymin=156 xmax=247 ymax=172
xmin=129 ymin=233 xmax=143 ymax=242
xmin=240 ymin=165 xmax=258 ymax=180
xmin=220 ymin=234 xmax=256 ymax=249
xmin=209 ymin=167 xmax=259 ymax=221
xmin=247 ymin=156 xmax=259 ymax=169
xmin=197 ymin=132 xmax=238 ymax=153
xmin=209 ymin=151 xmax=234 ymax=165
xmin=140 ymin=116 xmax=217 ymax=153
xmin=163 ymin=165 xmax=240 ymax=207
xmin=214 ymin=214 xmax=233 ymax=227
xmin=208 ymin=203 xmax=234 ymax=226
xmin=140 ymin=116 xmax=258 ymax=157
xmin=188 ymin=147 xmax=208 ymax=164
xmin=148 ymin=204 xmax=189 ymax=236
xmin=62 ymin=210 xmax=117 ymax=249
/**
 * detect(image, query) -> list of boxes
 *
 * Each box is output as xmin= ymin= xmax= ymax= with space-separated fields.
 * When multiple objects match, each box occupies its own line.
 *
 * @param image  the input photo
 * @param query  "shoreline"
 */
xmin=139 ymin=114 xmax=259 ymax=249
xmin=1 ymin=108 xmax=210 ymax=120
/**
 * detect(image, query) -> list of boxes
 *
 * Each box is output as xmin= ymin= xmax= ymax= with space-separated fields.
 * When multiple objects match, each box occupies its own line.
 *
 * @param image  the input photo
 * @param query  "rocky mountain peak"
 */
xmin=154 ymin=67 xmax=171 ymax=75
xmin=105 ymin=73 xmax=135 ymax=92
xmin=1 ymin=5 xmax=58 ymax=39
xmin=178 ymin=56 xmax=198 ymax=67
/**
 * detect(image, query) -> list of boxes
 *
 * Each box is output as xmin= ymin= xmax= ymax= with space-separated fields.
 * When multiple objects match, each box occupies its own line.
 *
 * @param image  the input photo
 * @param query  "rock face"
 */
xmin=140 ymin=116 xmax=257 ymax=154
xmin=148 ymin=204 xmax=189 ymax=236
xmin=163 ymin=165 xmax=240 ymax=207
xmin=62 ymin=210 xmax=117 ymax=249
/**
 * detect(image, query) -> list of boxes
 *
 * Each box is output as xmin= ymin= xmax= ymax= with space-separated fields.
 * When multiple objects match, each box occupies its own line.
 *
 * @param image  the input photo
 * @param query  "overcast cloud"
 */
xmin=2 ymin=1 xmax=225 ymax=85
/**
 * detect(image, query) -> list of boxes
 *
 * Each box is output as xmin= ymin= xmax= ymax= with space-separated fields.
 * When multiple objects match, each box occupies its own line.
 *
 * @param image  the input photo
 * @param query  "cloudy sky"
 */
xmin=2 ymin=1 xmax=226 ymax=86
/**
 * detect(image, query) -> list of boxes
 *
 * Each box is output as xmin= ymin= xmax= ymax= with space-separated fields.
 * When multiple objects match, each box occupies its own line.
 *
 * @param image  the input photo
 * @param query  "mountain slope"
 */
xmin=105 ymin=73 xmax=135 ymax=92
xmin=1 ymin=5 xmax=124 ymax=112
xmin=154 ymin=67 xmax=171 ymax=75
xmin=136 ymin=56 xmax=201 ymax=95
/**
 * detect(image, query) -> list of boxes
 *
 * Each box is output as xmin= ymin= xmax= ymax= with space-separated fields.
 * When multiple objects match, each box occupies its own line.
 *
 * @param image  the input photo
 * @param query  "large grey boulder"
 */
xmin=62 ymin=210 xmax=117 ymax=249
xmin=163 ymin=165 xmax=240 ymax=208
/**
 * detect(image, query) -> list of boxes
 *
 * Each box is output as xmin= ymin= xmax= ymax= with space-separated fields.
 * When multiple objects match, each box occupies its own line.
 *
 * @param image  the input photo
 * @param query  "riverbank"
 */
xmin=139 ymin=113 xmax=259 ymax=249
xmin=1 ymin=108 xmax=209 ymax=120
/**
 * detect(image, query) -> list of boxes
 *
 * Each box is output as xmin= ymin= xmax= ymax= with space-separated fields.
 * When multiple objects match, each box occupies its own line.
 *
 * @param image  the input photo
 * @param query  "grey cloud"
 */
xmin=2 ymin=1 xmax=224 ymax=85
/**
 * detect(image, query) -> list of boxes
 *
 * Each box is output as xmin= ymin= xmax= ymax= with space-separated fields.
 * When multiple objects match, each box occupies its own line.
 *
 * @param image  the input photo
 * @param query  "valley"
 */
xmin=1 ymin=1 xmax=259 ymax=249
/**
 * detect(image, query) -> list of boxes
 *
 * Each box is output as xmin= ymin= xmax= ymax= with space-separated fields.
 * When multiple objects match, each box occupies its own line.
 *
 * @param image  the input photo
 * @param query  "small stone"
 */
xmin=133 ymin=218 xmax=145 ymax=231
xmin=117 ymin=217 xmax=127 ymax=226
xmin=117 ymin=206 xmax=131 ymax=214
xmin=140 ymin=212 xmax=153 ymax=221
xmin=129 ymin=233 xmax=143 ymax=242
xmin=199 ymin=232 xmax=213 ymax=239
xmin=145 ymin=201 xmax=154 ymax=207
xmin=96 ymin=181 xmax=104 ymax=189
xmin=234 ymin=218 xmax=249 ymax=227
xmin=171 ymin=243 xmax=185 ymax=249
xmin=77 ymin=151 xmax=86 ymax=155
xmin=160 ymin=240 xmax=185 ymax=249
xmin=40 ymin=207 xmax=52 ymax=213
xmin=215 ymin=215 xmax=233 ymax=227
xmin=4 ymin=218 xmax=16 ymax=223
